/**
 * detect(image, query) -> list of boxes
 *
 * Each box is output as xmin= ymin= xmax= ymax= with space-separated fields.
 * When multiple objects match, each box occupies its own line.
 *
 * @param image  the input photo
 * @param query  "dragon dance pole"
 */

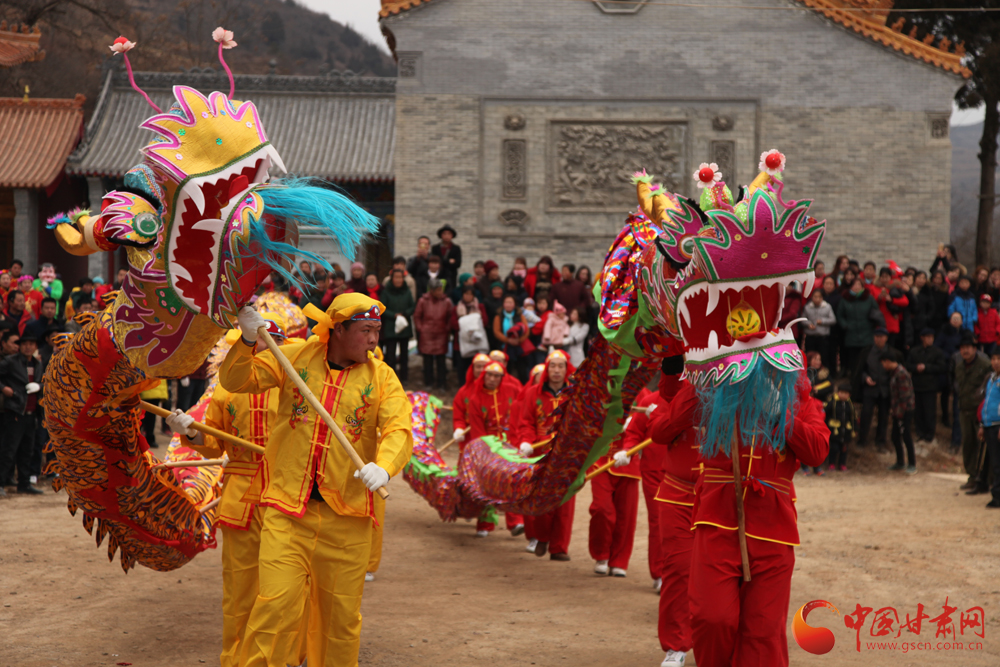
xmin=256 ymin=326 xmax=390 ymax=500
xmin=585 ymin=438 xmax=653 ymax=480
xmin=731 ymin=431 xmax=751 ymax=582
xmin=140 ymin=400 xmax=265 ymax=454
xmin=436 ymin=438 xmax=457 ymax=453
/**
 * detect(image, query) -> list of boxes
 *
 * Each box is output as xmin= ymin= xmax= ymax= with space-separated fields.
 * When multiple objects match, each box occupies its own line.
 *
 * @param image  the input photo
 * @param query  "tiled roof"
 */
xmin=379 ymin=0 xmax=969 ymax=78
xmin=800 ymin=0 xmax=970 ymax=78
xmin=68 ymin=68 xmax=396 ymax=182
xmin=0 ymin=22 xmax=45 ymax=68
xmin=0 ymin=95 xmax=84 ymax=189
xmin=380 ymin=0 xmax=436 ymax=18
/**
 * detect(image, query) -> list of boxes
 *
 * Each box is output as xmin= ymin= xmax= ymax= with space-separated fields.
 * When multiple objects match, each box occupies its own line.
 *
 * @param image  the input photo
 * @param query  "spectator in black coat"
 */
xmin=0 ymin=333 xmax=45 ymax=496
xmin=408 ymin=235 xmax=432 ymax=299
xmin=906 ymin=327 xmax=948 ymax=442
xmin=927 ymin=270 xmax=951 ymax=331
xmin=854 ymin=327 xmax=891 ymax=447
xmin=936 ymin=311 xmax=964 ymax=428
xmin=431 ymin=224 xmax=462 ymax=292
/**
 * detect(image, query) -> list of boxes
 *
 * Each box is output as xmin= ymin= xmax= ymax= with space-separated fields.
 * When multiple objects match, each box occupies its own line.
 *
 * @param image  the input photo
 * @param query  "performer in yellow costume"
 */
xmin=166 ymin=314 xmax=291 ymax=667
xmin=222 ymin=293 xmax=413 ymax=667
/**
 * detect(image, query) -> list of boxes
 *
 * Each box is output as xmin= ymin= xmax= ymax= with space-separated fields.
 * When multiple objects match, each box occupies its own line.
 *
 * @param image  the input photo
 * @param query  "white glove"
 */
xmin=237 ymin=306 xmax=266 ymax=343
xmin=25 ymin=382 xmax=40 ymax=395
xmin=354 ymin=462 xmax=390 ymax=492
xmin=519 ymin=442 xmax=534 ymax=457
xmin=395 ymin=314 xmax=408 ymax=334
xmin=646 ymin=403 xmax=658 ymax=416
xmin=613 ymin=450 xmax=631 ymax=467
xmin=623 ymin=416 xmax=633 ymax=430
xmin=180 ymin=377 xmax=191 ymax=387
xmin=165 ymin=408 xmax=198 ymax=438
xmin=453 ymin=428 xmax=466 ymax=443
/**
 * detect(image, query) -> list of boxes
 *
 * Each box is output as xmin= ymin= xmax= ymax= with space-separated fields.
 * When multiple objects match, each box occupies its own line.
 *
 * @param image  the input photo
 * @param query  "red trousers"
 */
xmin=656 ymin=501 xmax=693 ymax=652
xmin=477 ymin=512 xmax=525 ymax=533
xmin=588 ymin=473 xmax=639 ymax=570
xmin=642 ymin=468 xmax=666 ymax=579
xmin=532 ymin=496 xmax=575 ymax=555
xmin=688 ymin=526 xmax=795 ymax=667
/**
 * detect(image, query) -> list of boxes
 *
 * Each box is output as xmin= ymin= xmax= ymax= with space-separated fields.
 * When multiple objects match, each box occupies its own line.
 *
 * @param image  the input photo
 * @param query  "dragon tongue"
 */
xmin=228 ymin=175 xmax=250 ymax=202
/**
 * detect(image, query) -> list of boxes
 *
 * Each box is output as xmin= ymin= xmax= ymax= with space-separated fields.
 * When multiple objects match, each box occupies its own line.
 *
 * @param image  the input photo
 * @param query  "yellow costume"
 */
xmin=220 ymin=294 xmax=413 ymax=667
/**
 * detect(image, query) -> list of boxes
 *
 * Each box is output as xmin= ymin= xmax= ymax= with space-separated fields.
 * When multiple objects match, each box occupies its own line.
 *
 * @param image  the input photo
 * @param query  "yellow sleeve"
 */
xmin=219 ymin=337 xmax=283 ymax=394
xmin=182 ymin=389 xmax=226 ymax=459
xmin=374 ymin=364 xmax=414 ymax=478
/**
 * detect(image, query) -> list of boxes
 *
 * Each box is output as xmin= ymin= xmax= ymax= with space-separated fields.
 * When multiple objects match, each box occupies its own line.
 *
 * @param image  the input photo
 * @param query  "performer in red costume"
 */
xmin=489 ymin=349 xmax=523 ymax=392
xmin=646 ymin=357 xmax=701 ymax=667
xmin=452 ymin=352 xmax=491 ymax=451
xmin=465 ymin=360 xmax=524 ymax=537
xmin=658 ymin=372 xmax=828 ymax=667
xmin=515 ymin=350 xmax=576 ymax=561
xmin=587 ymin=403 xmax=642 ymax=577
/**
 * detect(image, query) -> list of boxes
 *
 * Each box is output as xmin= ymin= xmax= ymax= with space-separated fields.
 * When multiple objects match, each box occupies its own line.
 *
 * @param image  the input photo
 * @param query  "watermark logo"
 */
xmin=792 ymin=600 xmax=840 ymax=654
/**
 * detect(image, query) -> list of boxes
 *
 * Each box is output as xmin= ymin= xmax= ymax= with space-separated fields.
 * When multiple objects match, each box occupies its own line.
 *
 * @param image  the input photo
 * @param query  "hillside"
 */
xmin=951 ymin=121 xmax=1000 ymax=265
xmin=0 ymin=0 xmax=394 ymax=116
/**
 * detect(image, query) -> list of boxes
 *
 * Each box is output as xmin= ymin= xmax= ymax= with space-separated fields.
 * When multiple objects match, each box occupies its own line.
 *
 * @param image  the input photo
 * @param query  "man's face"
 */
xmin=488 ymin=267 xmax=499 ymax=281
xmin=811 ymin=291 xmax=824 ymax=306
xmin=561 ymin=266 xmax=573 ymax=281
xmin=10 ymin=292 xmax=24 ymax=311
xmin=82 ymin=282 xmax=93 ymax=294
xmin=19 ymin=340 xmax=36 ymax=358
xmin=921 ymin=334 xmax=935 ymax=348
xmin=483 ymin=370 xmax=503 ymax=391
xmin=417 ymin=237 xmax=430 ymax=255
xmin=3 ymin=336 xmax=18 ymax=354
xmin=79 ymin=302 xmax=95 ymax=313
xmin=874 ymin=334 xmax=888 ymax=349
xmin=864 ymin=265 xmax=876 ymax=281
xmin=10 ymin=264 xmax=21 ymax=278
xmin=960 ymin=345 xmax=977 ymax=362
xmin=18 ymin=280 xmax=31 ymax=294
xmin=950 ymin=312 xmax=963 ymax=328
xmin=299 ymin=261 xmax=311 ymax=274
xmin=547 ymin=358 xmax=567 ymax=385
xmin=332 ymin=321 xmax=381 ymax=364
xmin=440 ymin=230 xmax=454 ymax=243
xmin=474 ymin=265 xmax=485 ymax=277
xmin=472 ymin=359 xmax=487 ymax=378
xmin=40 ymin=302 xmax=56 ymax=319
xmin=392 ymin=272 xmax=404 ymax=287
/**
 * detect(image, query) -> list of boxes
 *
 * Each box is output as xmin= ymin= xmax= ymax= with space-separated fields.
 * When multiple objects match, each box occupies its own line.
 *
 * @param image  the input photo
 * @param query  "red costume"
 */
xmin=587 ymin=399 xmax=642 ymax=573
xmin=465 ymin=362 xmax=523 ymax=533
xmin=647 ymin=380 xmax=702 ymax=655
xmin=513 ymin=353 xmax=576 ymax=557
xmin=674 ymin=379 xmax=829 ymax=667
xmin=452 ymin=353 xmax=491 ymax=451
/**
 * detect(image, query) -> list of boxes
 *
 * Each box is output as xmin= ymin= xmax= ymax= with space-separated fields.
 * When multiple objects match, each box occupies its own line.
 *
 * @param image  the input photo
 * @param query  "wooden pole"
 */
xmin=530 ymin=435 xmax=556 ymax=451
xmin=153 ymin=458 xmax=227 ymax=470
xmin=440 ymin=405 xmax=453 ymax=411
xmin=731 ymin=432 xmax=751 ymax=582
xmin=585 ymin=438 xmax=653 ymax=480
xmin=199 ymin=496 xmax=222 ymax=514
xmin=256 ymin=326 xmax=390 ymax=500
xmin=140 ymin=400 xmax=265 ymax=455
xmin=436 ymin=438 xmax=457 ymax=453
xmin=630 ymin=405 xmax=649 ymax=414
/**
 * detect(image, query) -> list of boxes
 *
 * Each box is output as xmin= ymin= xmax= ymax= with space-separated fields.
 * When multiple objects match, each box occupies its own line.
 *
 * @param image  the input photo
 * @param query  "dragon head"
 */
xmin=652 ymin=153 xmax=827 ymax=386
xmin=51 ymin=33 xmax=378 ymax=377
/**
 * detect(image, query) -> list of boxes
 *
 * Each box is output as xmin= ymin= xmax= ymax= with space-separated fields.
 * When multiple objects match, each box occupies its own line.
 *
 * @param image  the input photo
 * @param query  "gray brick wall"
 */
xmin=386 ymin=0 xmax=960 ymax=271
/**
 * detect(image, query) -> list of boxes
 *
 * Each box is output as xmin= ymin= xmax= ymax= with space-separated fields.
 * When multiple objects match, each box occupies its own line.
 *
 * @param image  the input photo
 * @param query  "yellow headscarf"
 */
xmin=302 ymin=293 xmax=385 ymax=343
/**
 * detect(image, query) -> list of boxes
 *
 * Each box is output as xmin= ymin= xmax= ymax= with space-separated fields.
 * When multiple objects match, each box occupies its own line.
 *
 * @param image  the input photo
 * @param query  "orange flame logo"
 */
xmin=792 ymin=599 xmax=839 ymax=654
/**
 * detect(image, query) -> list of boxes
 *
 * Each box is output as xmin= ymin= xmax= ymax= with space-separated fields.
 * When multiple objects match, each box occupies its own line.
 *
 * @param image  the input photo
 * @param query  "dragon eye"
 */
xmin=133 ymin=212 xmax=161 ymax=239
xmin=680 ymin=236 xmax=696 ymax=258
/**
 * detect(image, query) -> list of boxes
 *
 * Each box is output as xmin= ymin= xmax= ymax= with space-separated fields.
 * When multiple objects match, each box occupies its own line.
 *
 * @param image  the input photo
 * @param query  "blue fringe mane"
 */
xmin=251 ymin=177 xmax=381 ymax=291
xmin=696 ymin=362 xmax=800 ymax=456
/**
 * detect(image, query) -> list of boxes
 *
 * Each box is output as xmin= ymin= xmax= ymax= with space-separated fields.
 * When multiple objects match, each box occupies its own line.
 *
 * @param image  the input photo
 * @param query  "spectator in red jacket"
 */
xmin=869 ymin=267 xmax=910 ymax=350
xmin=975 ymin=294 xmax=1000 ymax=356
xmin=524 ymin=256 xmax=561 ymax=301
xmin=413 ymin=279 xmax=454 ymax=390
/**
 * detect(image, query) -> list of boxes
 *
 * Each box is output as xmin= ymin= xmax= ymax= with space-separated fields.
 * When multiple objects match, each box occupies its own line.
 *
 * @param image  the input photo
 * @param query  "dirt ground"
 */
xmin=2 ymin=409 xmax=999 ymax=667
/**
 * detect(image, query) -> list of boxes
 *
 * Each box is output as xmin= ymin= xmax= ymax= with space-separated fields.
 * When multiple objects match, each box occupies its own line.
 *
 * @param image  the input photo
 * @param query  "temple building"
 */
xmin=380 ymin=0 xmax=967 ymax=269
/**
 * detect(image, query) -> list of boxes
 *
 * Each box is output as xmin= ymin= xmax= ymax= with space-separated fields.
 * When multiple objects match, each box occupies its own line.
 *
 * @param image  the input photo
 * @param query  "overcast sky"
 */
xmin=300 ymin=0 xmax=390 ymax=53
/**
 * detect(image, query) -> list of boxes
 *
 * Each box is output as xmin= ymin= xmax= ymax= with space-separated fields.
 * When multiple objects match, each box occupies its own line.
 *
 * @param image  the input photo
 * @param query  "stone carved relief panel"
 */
xmin=502 ymin=139 xmax=527 ymax=200
xmin=710 ymin=141 xmax=736 ymax=183
xmin=548 ymin=121 xmax=686 ymax=211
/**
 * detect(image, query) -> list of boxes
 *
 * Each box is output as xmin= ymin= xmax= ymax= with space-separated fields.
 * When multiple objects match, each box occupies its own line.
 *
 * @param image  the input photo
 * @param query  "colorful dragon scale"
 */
xmin=43 ymin=58 xmax=378 ymax=571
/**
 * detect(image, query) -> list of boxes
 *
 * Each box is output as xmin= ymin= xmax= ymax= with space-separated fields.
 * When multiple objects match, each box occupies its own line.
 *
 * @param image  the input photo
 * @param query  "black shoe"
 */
xmin=965 ymin=486 xmax=988 ymax=496
xmin=18 ymin=486 xmax=43 ymax=495
xmin=534 ymin=541 xmax=549 ymax=557
xmin=550 ymin=553 xmax=571 ymax=562
xmin=887 ymin=463 xmax=905 ymax=471
xmin=986 ymin=499 xmax=1000 ymax=508
xmin=960 ymin=480 xmax=977 ymax=491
